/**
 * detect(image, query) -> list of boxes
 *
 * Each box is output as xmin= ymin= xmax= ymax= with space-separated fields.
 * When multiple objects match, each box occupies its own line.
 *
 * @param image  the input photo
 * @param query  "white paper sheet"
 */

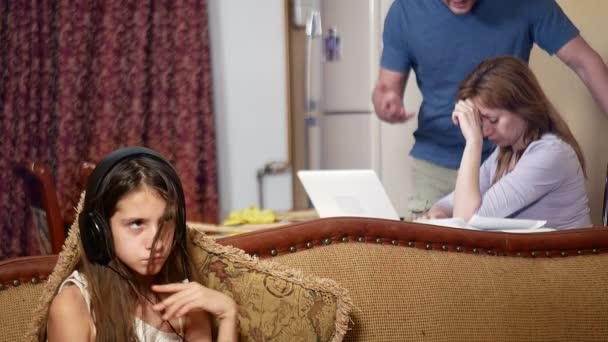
xmin=415 ymin=215 xmax=552 ymax=232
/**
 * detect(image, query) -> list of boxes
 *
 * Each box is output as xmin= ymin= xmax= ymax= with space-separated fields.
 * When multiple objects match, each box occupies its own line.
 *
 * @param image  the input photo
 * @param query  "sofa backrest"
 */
xmin=219 ymin=217 xmax=608 ymax=341
xmin=0 ymin=255 xmax=58 ymax=342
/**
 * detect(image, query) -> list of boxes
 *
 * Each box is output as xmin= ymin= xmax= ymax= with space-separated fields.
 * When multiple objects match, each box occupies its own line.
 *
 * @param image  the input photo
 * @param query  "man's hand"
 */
xmin=372 ymin=68 xmax=416 ymax=123
xmin=373 ymin=82 xmax=416 ymax=123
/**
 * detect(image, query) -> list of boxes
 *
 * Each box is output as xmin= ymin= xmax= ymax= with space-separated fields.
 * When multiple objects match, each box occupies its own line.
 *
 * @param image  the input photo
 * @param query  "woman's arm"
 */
xmin=474 ymin=139 xmax=573 ymax=218
xmin=426 ymin=149 xmax=495 ymax=220
xmin=424 ymin=204 xmax=452 ymax=219
xmin=47 ymin=285 xmax=93 ymax=341
xmin=451 ymin=100 xmax=483 ymax=221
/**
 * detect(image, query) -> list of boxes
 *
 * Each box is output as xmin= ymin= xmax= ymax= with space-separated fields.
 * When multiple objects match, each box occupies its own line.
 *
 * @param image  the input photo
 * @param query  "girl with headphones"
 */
xmin=44 ymin=147 xmax=238 ymax=341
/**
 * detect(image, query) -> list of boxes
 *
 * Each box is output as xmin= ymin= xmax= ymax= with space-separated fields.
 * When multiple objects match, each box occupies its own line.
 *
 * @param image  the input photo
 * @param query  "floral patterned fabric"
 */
xmin=188 ymin=229 xmax=352 ymax=342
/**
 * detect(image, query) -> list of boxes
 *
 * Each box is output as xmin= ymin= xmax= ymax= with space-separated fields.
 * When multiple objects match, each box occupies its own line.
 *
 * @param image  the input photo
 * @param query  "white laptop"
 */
xmin=297 ymin=170 xmax=400 ymax=220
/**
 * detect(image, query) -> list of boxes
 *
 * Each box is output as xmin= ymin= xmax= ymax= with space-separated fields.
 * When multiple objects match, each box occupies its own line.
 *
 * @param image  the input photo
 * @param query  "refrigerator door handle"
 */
xmin=304 ymin=10 xmax=321 ymax=113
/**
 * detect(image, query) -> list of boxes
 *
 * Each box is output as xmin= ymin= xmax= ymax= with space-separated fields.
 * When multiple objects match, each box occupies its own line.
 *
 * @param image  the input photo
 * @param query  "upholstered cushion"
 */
xmin=188 ymin=228 xmax=352 ymax=341
xmin=28 ymin=195 xmax=352 ymax=342
xmin=273 ymin=242 xmax=608 ymax=341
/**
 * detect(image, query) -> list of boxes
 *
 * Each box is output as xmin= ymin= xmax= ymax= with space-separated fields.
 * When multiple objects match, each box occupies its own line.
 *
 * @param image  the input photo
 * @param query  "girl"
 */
xmin=45 ymin=147 xmax=238 ymax=341
xmin=425 ymin=56 xmax=591 ymax=229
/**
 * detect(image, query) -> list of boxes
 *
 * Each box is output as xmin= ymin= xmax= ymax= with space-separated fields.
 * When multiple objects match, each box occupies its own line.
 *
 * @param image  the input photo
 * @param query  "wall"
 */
xmin=207 ymin=0 xmax=292 ymax=221
xmin=530 ymin=0 xmax=608 ymax=225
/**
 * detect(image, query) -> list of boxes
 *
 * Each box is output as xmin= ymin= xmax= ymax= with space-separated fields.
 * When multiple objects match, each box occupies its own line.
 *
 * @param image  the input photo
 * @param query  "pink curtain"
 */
xmin=0 ymin=0 xmax=218 ymax=259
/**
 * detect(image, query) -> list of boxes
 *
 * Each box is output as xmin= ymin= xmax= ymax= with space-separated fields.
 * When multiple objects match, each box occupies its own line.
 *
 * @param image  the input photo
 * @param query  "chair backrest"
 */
xmin=18 ymin=161 xmax=65 ymax=254
xmin=62 ymin=161 xmax=96 ymax=228
xmin=603 ymin=162 xmax=607 ymax=226
xmin=18 ymin=161 xmax=97 ymax=254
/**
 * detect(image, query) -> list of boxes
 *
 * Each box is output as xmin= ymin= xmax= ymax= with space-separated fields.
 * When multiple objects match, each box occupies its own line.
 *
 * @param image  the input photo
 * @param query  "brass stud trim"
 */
xmin=407 ymin=241 xmax=415 ymax=247
xmin=322 ymin=238 xmax=331 ymax=245
xmin=560 ymin=251 xmax=568 ymax=257
xmin=375 ymin=237 xmax=382 ymax=244
xmin=441 ymin=245 xmax=448 ymax=251
xmin=592 ymin=248 xmax=599 ymax=254
xmin=12 ymin=279 xmax=20 ymax=287
xmin=270 ymin=249 xmax=278 ymax=257
xmin=472 ymin=248 xmax=479 ymax=254
xmin=306 ymin=241 xmax=313 ymax=249
xmin=31 ymin=277 xmax=40 ymax=284
xmin=486 ymin=250 xmax=493 ymax=256
xmin=341 ymin=236 xmax=349 ymax=243
xmin=516 ymin=252 xmax=522 ymax=257
xmin=357 ymin=237 xmax=365 ymax=243
xmin=289 ymin=246 xmax=297 ymax=253
xmin=456 ymin=246 xmax=463 ymax=252
xmin=530 ymin=251 xmax=537 ymax=257
xmin=425 ymin=243 xmax=432 ymax=250
xmin=545 ymin=251 xmax=552 ymax=257
xmin=391 ymin=240 xmax=398 ymax=246
xmin=577 ymin=250 xmax=584 ymax=255
xmin=0 ymin=283 xmax=4 ymax=291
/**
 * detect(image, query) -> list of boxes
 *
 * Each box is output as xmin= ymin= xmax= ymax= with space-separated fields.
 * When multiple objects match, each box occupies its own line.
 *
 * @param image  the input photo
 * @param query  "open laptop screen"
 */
xmin=297 ymin=170 xmax=400 ymax=220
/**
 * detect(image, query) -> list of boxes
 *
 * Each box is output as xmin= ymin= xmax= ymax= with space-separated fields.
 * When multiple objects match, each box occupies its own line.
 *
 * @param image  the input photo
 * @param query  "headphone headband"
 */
xmin=85 ymin=146 xmax=166 ymax=200
xmin=80 ymin=146 xmax=187 ymax=266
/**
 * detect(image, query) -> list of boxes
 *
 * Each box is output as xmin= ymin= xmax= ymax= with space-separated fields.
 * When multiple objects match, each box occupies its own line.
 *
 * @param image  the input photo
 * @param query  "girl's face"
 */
xmin=110 ymin=184 xmax=175 ymax=276
xmin=474 ymin=100 xmax=528 ymax=151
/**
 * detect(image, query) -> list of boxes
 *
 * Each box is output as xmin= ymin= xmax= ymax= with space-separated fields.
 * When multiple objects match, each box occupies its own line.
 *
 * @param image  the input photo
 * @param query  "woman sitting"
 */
xmin=426 ymin=56 xmax=591 ymax=229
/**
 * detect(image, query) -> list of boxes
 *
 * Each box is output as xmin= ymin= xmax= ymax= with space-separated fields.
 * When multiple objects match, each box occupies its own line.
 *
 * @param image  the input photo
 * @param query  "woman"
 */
xmin=426 ymin=56 xmax=591 ymax=229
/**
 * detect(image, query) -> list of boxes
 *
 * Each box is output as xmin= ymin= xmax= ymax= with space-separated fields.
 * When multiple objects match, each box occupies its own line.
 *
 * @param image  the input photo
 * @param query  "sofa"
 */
xmin=1 ymin=217 xmax=608 ymax=341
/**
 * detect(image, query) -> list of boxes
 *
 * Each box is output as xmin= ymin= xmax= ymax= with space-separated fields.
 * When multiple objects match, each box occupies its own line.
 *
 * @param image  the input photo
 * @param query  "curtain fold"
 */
xmin=0 ymin=0 xmax=218 ymax=259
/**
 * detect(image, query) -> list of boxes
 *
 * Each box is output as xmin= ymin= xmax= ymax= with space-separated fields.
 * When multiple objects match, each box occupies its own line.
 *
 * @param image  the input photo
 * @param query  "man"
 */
xmin=372 ymin=0 xmax=608 ymax=219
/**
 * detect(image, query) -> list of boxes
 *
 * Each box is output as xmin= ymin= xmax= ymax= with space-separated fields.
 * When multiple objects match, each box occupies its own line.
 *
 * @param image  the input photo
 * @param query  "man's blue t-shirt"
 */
xmin=381 ymin=0 xmax=578 ymax=169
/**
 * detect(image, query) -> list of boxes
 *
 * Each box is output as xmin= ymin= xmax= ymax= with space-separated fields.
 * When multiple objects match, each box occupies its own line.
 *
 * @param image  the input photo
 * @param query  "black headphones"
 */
xmin=79 ymin=146 xmax=187 ymax=266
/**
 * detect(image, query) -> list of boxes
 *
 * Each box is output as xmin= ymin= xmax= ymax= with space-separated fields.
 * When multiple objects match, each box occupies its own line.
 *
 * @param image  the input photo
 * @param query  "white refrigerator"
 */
xmin=296 ymin=0 xmax=419 ymax=217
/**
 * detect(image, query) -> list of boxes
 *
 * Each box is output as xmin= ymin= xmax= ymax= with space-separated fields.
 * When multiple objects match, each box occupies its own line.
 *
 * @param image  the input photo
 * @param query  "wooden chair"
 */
xmin=62 ymin=161 xmax=95 ymax=228
xmin=17 ymin=161 xmax=65 ymax=254
xmin=18 ymin=161 xmax=96 ymax=254
xmin=603 ymin=162 xmax=607 ymax=226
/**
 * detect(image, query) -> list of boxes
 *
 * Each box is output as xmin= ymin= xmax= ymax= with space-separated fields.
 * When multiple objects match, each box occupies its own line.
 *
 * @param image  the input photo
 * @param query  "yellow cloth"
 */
xmin=223 ymin=205 xmax=275 ymax=226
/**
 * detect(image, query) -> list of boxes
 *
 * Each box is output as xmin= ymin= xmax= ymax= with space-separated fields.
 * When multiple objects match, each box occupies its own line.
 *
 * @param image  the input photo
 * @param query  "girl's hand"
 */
xmin=452 ymin=99 xmax=483 ymax=143
xmin=151 ymin=281 xmax=237 ymax=321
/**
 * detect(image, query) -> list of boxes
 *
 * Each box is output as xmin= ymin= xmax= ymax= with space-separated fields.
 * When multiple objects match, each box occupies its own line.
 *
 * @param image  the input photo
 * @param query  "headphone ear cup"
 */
xmin=82 ymin=211 xmax=114 ymax=265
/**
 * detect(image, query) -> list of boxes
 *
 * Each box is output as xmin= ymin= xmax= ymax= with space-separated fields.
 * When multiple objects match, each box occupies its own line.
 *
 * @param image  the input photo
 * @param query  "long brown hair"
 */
xmin=52 ymin=156 xmax=196 ymax=341
xmin=457 ymin=56 xmax=586 ymax=182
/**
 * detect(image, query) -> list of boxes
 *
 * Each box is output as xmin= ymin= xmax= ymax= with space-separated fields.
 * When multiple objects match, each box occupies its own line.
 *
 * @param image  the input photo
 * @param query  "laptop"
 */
xmin=297 ymin=169 xmax=400 ymax=220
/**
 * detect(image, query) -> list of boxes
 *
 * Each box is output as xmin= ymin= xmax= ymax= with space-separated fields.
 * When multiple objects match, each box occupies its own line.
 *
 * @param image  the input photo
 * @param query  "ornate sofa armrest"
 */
xmin=0 ymin=255 xmax=58 ymax=341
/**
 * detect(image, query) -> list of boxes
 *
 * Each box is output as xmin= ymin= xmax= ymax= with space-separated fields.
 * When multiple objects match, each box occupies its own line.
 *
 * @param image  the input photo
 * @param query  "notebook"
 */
xmin=297 ymin=169 xmax=400 ymax=220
